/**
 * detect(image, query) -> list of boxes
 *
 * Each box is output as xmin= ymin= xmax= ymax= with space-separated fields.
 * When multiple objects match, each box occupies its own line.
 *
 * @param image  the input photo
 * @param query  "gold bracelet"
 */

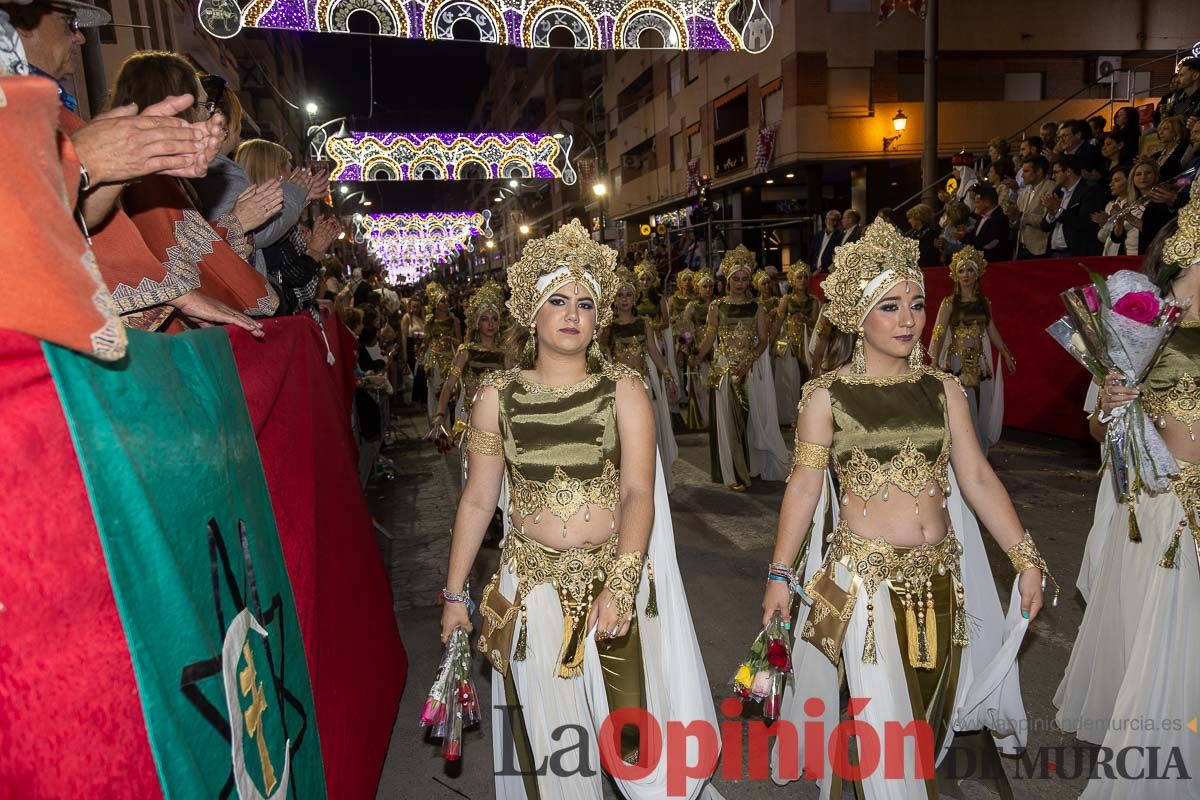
xmin=464 ymin=425 xmax=503 ymax=456
xmin=1006 ymin=531 xmax=1059 ymax=603
xmin=791 ymin=440 xmax=830 ymax=472
xmin=604 ymin=551 xmax=644 ymax=619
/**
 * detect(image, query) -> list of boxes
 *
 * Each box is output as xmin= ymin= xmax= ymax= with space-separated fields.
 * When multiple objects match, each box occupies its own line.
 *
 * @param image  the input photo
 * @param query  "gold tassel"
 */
xmin=851 ymin=333 xmax=866 ymax=375
xmin=952 ymin=584 xmax=969 ymax=647
xmin=1160 ymin=523 xmax=1184 ymax=569
xmin=556 ymin=607 xmax=587 ymax=679
xmin=1127 ymin=497 xmax=1142 ymax=542
xmin=514 ymin=605 xmax=528 ymax=661
xmin=644 ymin=561 xmax=658 ymax=618
xmin=522 ymin=324 xmax=537 ymax=368
xmin=908 ymin=339 xmax=924 ymax=369
xmin=862 ymin=600 xmax=878 ymax=664
xmin=921 ymin=590 xmax=938 ymax=668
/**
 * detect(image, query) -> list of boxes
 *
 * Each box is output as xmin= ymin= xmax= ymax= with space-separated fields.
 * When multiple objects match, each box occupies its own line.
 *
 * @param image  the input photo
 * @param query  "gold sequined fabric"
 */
xmin=609 ymin=319 xmax=649 ymax=375
xmin=944 ymin=297 xmax=992 ymax=389
xmin=802 ymin=368 xmax=954 ymax=506
xmin=501 ymin=529 xmax=618 ymax=678
xmin=1141 ymin=326 xmax=1200 ymax=437
xmin=710 ymin=298 xmax=759 ymax=387
xmin=424 ymin=317 xmax=458 ymax=376
xmin=460 ymin=344 xmax=506 ymax=413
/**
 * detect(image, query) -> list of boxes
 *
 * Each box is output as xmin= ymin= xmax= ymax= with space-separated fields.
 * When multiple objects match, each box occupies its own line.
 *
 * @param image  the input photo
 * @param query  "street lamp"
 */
xmin=339 ymin=185 xmax=349 ymax=195
xmin=304 ymin=101 xmax=318 ymax=115
xmin=592 ymin=182 xmax=607 ymax=197
xmin=508 ymin=179 xmax=519 ymax=188
xmin=883 ymin=109 xmax=908 ymax=152
xmin=519 ymin=224 xmax=531 ymax=235
xmin=485 ymin=239 xmax=495 ymax=249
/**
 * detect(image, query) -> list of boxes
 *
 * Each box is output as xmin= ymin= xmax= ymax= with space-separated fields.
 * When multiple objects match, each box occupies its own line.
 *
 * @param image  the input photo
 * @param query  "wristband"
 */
xmin=1006 ymin=531 xmax=1059 ymax=605
xmin=604 ymin=552 xmax=644 ymax=619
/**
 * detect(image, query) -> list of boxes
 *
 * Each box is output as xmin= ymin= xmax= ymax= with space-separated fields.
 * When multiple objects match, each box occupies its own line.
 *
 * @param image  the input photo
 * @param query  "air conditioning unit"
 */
xmin=622 ymin=154 xmax=642 ymax=169
xmin=1096 ymin=56 xmax=1122 ymax=84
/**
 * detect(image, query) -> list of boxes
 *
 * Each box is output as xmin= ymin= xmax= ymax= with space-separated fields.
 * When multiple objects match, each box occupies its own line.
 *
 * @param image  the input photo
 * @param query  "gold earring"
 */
xmin=522 ymin=323 xmax=537 ymax=367
xmin=908 ymin=339 xmax=924 ymax=369
xmin=852 ymin=332 xmax=867 ymax=374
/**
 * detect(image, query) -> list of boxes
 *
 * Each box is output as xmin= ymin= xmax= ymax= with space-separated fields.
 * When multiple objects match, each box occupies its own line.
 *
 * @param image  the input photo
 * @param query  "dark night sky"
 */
xmin=300 ymin=33 xmax=494 ymax=212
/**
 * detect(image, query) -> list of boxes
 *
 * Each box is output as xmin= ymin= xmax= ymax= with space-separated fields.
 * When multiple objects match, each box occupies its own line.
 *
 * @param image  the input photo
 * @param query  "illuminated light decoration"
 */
xmin=356 ymin=211 xmax=493 ymax=243
xmin=325 ymin=132 xmax=577 ymax=185
xmin=197 ymin=0 xmax=772 ymax=51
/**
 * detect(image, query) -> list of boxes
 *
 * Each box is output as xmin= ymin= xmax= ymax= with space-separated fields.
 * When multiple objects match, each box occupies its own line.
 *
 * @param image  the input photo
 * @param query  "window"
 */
xmin=1004 ymin=73 xmax=1044 ymax=102
xmin=714 ymin=84 xmax=749 ymax=140
xmin=686 ymin=124 xmax=701 ymax=160
xmin=669 ymin=56 xmax=682 ymax=97
xmin=671 ymin=131 xmax=684 ymax=170
xmin=827 ymin=67 xmax=871 ymax=117
xmin=761 ymin=78 xmax=782 ymax=126
xmin=686 ymin=51 xmax=700 ymax=84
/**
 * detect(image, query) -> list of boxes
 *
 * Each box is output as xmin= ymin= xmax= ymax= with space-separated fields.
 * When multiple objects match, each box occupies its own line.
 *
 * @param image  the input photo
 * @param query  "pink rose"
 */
xmin=1081 ymin=285 xmax=1100 ymax=313
xmin=1112 ymin=291 xmax=1161 ymax=324
xmin=751 ymin=670 xmax=773 ymax=698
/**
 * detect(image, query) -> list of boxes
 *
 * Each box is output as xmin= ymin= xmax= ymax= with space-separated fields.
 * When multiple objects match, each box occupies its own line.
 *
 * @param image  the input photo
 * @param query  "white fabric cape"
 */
xmin=773 ymin=347 xmax=803 ymax=427
xmin=644 ymin=356 xmax=679 ymax=492
xmin=770 ymin=468 xmax=1030 ymax=798
xmin=745 ymin=350 xmax=792 ymax=481
xmin=426 ymin=361 xmax=443 ymax=426
xmin=490 ymin=456 xmax=722 ymax=799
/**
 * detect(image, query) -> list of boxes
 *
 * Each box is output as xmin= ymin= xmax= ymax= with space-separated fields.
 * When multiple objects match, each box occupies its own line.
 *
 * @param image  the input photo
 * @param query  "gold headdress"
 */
xmin=694 ymin=270 xmax=715 ymax=288
xmin=633 ymin=258 xmax=660 ymax=288
xmin=1163 ymin=191 xmax=1200 ymax=270
xmin=950 ymin=246 xmax=987 ymax=281
xmin=614 ymin=267 xmax=638 ymax=294
xmin=821 ymin=219 xmax=923 ymax=332
xmin=674 ymin=268 xmax=696 ymax=291
xmin=720 ymin=244 xmax=756 ymax=278
xmin=424 ymin=280 xmax=449 ymax=315
xmin=786 ymin=261 xmax=812 ymax=287
xmin=752 ymin=269 xmax=774 ymax=292
xmin=465 ymin=278 xmax=504 ymax=327
xmin=505 ymin=219 xmax=619 ymax=328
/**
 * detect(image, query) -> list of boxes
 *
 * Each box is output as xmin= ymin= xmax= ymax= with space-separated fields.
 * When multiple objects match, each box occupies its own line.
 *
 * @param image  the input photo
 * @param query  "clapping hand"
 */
xmin=232 ymin=179 xmax=284 ymax=232
xmin=306 ymin=215 xmax=341 ymax=257
xmin=71 ymin=95 xmax=212 ymax=184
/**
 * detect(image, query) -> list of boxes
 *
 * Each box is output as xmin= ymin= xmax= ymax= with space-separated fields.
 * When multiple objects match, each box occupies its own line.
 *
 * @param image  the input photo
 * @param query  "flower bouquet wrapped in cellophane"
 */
xmin=419 ymin=627 xmax=481 ymax=760
xmin=731 ymin=611 xmax=793 ymax=720
xmin=1046 ymin=269 xmax=1181 ymax=508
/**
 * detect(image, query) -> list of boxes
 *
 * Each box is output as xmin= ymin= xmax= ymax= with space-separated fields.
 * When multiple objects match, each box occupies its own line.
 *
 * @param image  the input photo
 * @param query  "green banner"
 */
xmin=45 ymin=329 xmax=326 ymax=799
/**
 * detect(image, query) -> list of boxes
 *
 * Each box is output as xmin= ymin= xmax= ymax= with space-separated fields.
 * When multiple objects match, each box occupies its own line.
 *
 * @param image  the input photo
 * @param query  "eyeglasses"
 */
xmin=198 ymin=74 xmax=227 ymax=108
xmin=194 ymin=100 xmax=217 ymax=118
xmin=64 ymin=12 xmax=80 ymax=32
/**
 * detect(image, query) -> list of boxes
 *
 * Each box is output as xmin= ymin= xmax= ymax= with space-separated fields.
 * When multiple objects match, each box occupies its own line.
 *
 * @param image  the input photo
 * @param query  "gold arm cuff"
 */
xmin=791 ymin=440 xmax=830 ymax=472
xmin=448 ymin=364 xmax=464 ymax=380
xmin=604 ymin=551 xmax=644 ymax=619
xmin=1006 ymin=531 xmax=1060 ymax=601
xmin=464 ymin=425 xmax=504 ymax=456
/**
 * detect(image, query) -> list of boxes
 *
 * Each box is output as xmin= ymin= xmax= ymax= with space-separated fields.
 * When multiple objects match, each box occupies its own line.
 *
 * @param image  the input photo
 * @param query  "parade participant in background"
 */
xmin=928 ymin=246 xmax=1015 ymax=454
xmin=438 ymin=220 xmax=719 ymax=799
xmin=937 ymin=152 xmax=980 ymax=213
xmin=1056 ymin=201 xmax=1200 ymax=800
xmin=603 ymin=268 xmax=679 ymax=489
xmin=399 ymin=294 xmax=425 ymax=406
xmin=634 ymin=256 xmax=681 ymax=392
xmin=764 ymin=220 xmax=1050 ymax=799
xmin=692 ymin=245 xmax=791 ymax=491
xmin=431 ymin=279 xmax=508 ymax=449
xmin=682 ymin=271 xmax=716 ymax=429
xmin=772 ymin=261 xmax=821 ymax=426
xmin=668 ymin=267 xmax=695 ymax=331
xmin=669 ymin=267 xmax=696 ymax=411
xmin=422 ymin=281 xmax=462 ymax=423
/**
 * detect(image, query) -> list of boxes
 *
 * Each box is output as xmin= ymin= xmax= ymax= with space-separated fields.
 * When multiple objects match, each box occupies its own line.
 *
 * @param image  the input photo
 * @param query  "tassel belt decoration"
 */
xmin=826 ymin=522 xmax=967 ymax=667
xmin=500 ymin=530 xmax=658 ymax=678
xmin=1162 ymin=460 xmax=1200 ymax=570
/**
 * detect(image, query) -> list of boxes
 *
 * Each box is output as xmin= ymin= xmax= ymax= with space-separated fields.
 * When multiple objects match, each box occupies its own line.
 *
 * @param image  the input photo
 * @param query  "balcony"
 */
xmin=611 ymin=102 xmax=658 ymax=158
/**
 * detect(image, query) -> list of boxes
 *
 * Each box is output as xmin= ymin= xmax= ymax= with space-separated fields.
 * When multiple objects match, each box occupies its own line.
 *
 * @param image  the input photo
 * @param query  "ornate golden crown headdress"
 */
xmin=1163 ymin=191 xmax=1200 ymax=270
xmin=694 ymin=270 xmax=715 ymax=287
xmin=786 ymin=261 xmax=812 ymax=287
xmin=752 ymin=269 xmax=774 ymax=291
xmin=950 ymin=246 xmax=987 ymax=281
xmin=674 ymin=268 xmax=695 ymax=291
xmin=505 ymin=219 xmax=619 ymax=328
xmin=424 ymin=280 xmax=448 ymax=311
xmin=720 ymin=244 xmax=756 ymax=278
xmin=820 ymin=220 xmax=923 ymax=332
xmin=633 ymin=258 xmax=660 ymax=288
xmin=465 ymin=278 xmax=504 ymax=326
xmin=614 ymin=266 xmax=638 ymax=294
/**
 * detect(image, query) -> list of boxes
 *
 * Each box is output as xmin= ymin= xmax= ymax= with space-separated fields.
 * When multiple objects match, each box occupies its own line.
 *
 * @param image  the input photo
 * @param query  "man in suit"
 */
xmin=965 ymin=185 xmax=1011 ymax=262
xmin=808 ymin=209 xmax=842 ymax=272
xmin=1040 ymin=154 xmax=1107 ymax=258
xmin=1056 ymin=119 xmax=1103 ymax=179
xmin=839 ymin=209 xmax=864 ymax=244
xmin=1011 ymin=155 xmax=1053 ymax=258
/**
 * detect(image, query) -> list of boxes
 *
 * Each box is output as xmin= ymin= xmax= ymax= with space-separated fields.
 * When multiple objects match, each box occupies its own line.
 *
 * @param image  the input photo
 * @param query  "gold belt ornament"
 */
xmin=501 ymin=530 xmax=619 ymax=678
xmin=826 ymin=523 xmax=967 ymax=666
xmin=837 ymin=439 xmax=951 ymax=514
xmin=508 ymin=460 xmax=621 ymax=530
xmin=1162 ymin=461 xmax=1200 ymax=569
xmin=1142 ymin=373 xmax=1200 ymax=440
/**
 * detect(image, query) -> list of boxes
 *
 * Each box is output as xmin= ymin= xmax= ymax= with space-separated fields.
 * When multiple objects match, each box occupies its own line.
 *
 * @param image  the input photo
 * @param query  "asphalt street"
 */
xmin=370 ymin=409 xmax=1106 ymax=800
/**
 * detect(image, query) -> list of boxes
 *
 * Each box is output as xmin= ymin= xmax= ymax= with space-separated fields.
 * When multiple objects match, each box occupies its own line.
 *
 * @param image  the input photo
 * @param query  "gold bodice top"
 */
xmin=943 ymin=296 xmax=992 ymax=388
xmin=668 ymin=293 xmax=691 ymax=327
xmin=481 ymin=362 xmax=640 ymax=524
xmin=801 ymin=368 xmax=953 ymax=507
xmin=760 ymin=295 xmax=780 ymax=318
xmin=609 ymin=318 xmax=648 ymax=375
xmin=689 ymin=300 xmax=712 ymax=331
xmin=714 ymin=298 xmax=760 ymax=368
xmin=427 ymin=316 xmax=457 ymax=346
xmin=780 ymin=294 xmax=819 ymax=352
xmin=459 ymin=344 xmax=506 ymax=413
xmin=636 ymin=289 xmax=664 ymax=330
xmin=1142 ymin=323 xmax=1200 ymax=436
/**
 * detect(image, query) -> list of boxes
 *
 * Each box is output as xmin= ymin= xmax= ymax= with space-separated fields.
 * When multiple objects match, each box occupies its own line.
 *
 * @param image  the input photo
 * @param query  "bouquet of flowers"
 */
xmin=731 ymin=611 xmax=793 ymax=720
xmin=419 ymin=627 xmax=481 ymax=760
xmin=1046 ymin=269 xmax=1181 ymax=499
xmin=423 ymin=419 xmax=453 ymax=455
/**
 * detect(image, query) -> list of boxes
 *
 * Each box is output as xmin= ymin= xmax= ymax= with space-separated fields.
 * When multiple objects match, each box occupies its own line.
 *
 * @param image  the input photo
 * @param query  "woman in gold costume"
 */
xmin=928 ymin=246 xmax=1015 ymax=454
xmin=1056 ymin=198 xmax=1200 ymax=800
xmin=771 ymin=261 xmax=821 ymax=427
xmin=682 ymin=272 xmax=716 ymax=429
xmin=692 ymin=245 xmax=791 ymax=491
xmin=603 ymin=268 xmax=679 ymax=489
xmin=762 ymin=220 xmax=1052 ymax=799
xmin=634 ymin=258 xmax=682 ymax=391
xmin=668 ymin=268 xmax=695 ymax=413
xmin=431 ymin=279 xmax=510 ymax=448
xmin=438 ymin=220 xmax=718 ymax=799
xmin=422 ymin=281 xmax=462 ymax=423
